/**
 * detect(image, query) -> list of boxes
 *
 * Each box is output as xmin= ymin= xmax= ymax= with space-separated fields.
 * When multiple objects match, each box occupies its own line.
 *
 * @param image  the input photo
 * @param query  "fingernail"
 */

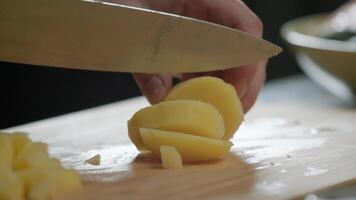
xmin=145 ymin=76 xmax=167 ymax=104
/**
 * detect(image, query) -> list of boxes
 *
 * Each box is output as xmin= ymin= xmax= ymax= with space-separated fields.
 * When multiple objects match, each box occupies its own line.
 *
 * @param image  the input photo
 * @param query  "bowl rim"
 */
xmin=280 ymin=13 xmax=356 ymax=53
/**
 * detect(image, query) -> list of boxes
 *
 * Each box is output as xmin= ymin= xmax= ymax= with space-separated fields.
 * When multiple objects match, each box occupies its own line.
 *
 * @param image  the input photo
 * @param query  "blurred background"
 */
xmin=0 ymin=0 xmax=349 ymax=128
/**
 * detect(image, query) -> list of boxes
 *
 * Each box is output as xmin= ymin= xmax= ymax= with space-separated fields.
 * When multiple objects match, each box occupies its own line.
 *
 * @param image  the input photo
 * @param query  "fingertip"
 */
xmin=133 ymin=74 xmax=172 ymax=104
xmin=240 ymin=62 xmax=267 ymax=113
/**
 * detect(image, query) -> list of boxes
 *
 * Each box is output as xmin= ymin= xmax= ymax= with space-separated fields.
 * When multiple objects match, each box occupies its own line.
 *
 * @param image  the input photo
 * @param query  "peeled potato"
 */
xmin=165 ymin=76 xmax=244 ymax=140
xmin=140 ymin=128 xmax=232 ymax=162
xmin=128 ymin=100 xmax=225 ymax=150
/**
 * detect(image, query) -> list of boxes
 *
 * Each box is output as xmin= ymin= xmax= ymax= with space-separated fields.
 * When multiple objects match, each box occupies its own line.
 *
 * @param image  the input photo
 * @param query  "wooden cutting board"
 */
xmin=5 ymin=76 xmax=356 ymax=200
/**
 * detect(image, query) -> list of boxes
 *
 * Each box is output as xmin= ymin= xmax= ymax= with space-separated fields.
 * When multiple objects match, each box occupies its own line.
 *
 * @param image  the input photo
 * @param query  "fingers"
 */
xmin=148 ymin=0 xmax=263 ymax=37
xmin=133 ymin=74 xmax=172 ymax=104
xmin=131 ymin=0 xmax=267 ymax=110
xmin=240 ymin=61 xmax=267 ymax=112
xmin=204 ymin=0 xmax=266 ymax=112
xmin=198 ymin=0 xmax=263 ymax=37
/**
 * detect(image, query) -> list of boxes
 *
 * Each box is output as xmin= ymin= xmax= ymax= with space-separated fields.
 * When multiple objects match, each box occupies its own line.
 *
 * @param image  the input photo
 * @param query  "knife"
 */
xmin=0 ymin=0 xmax=282 ymax=73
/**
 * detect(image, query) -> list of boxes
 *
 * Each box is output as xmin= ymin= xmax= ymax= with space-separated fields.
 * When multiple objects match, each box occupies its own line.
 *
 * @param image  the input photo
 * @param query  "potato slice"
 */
xmin=165 ymin=76 xmax=244 ymax=140
xmin=160 ymin=146 xmax=182 ymax=169
xmin=140 ymin=128 xmax=232 ymax=162
xmin=128 ymin=100 xmax=225 ymax=150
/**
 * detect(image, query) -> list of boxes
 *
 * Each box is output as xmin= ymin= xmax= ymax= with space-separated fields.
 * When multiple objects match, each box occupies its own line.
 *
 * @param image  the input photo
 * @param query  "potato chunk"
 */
xmin=165 ymin=76 xmax=244 ymax=140
xmin=9 ymin=132 xmax=31 ymax=157
xmin=160 ymin=146 xmax=182 ymax=169
xmin=54 ymin=169 xmax=82 ymax=194
xmin=13 ymin=143 xmax=50 ymax=170
xmin=140 ymin=128 xmax=232 ymax=162
xmin=128 ymin=100 xmax=225 ymax=150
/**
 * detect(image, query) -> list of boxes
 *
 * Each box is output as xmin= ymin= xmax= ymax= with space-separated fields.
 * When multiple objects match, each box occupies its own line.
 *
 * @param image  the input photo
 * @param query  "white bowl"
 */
xmin=281 ymin=13 xmax=356 ymax=105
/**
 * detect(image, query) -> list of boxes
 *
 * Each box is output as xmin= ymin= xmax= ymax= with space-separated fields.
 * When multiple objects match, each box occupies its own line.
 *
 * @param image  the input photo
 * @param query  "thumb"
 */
xmin=133 ymin=73 xmax=172 ymax=104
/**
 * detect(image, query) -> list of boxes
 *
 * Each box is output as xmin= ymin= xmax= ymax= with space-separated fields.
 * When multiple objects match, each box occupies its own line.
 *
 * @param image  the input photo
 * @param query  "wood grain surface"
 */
xmin=5 ymin=76 xmax=356 ymax=200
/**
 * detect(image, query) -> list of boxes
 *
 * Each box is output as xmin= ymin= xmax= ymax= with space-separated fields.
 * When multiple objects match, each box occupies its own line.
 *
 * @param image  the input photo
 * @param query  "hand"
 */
xmin=321 ymin=0 xmax=356 ymax=36
xmin=108 ymin=0 xmax=265 ymax=112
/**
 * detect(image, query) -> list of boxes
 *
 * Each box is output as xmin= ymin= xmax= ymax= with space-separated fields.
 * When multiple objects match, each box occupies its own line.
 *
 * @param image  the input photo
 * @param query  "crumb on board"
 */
xmin=85 ymin=154 xmax=101 ymax=165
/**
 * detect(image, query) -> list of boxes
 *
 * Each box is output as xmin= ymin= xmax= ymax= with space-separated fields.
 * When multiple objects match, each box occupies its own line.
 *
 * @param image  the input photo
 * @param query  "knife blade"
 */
xmin=0 ymin=0 xmax=282 ymax=73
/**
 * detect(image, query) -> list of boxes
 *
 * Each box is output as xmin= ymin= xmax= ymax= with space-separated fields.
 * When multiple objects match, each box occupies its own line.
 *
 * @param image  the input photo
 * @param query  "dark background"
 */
xmin=0 ymin=0 xmax=348 ymax=128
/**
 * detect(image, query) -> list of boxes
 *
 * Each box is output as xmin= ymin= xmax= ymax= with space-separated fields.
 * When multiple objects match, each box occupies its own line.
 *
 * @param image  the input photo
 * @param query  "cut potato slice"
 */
xmin=160 ymin=146 xmax=182 ymax=169
xmin=128 ymin=100 xmax=225 ymax=150
xmin=165 ymin=76 xmax=244 ymax=140
xmin=140 ymin=128 xmax=232 ymax=162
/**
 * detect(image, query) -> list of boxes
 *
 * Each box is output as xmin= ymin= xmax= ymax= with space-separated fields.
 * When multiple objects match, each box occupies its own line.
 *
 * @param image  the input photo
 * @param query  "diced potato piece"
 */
xmin=18 ymin=168 xmax=82 ymax=199
xmin=54 ymin=169 xmax=82 ymax=195
xmin=9 ymin=132 xmax=31 ymax=158
xmin=0 ymin=132 xmax=82 ymax=200
xmin=0 ymin=168 xmax=24 ymax=200
xmin=13 ymin=142 xmax=50 ymax=170
xmin=160 ymin=146 xmax=182 ymax=169
xmin=18 ymin=168 xmax=57 ymax=200
xmin=140 ymin=128 xmax=232 ymax=162
xmin=29 ymin=178 xmax=53 ymax=200
xmin=128 ymin=100 xmax=225 ymax=151
xmin=17 ymin=168 xmax=41 ymax=191
xmin=85 ymin=154 xmax=101 ymax=166
xmin=46 ymin=158 xmax=62 ymax=169
xmin=0 ymin=133 xmax=13 ymax=169
xmin=165 ymin=76 xmax=244 ymax=140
